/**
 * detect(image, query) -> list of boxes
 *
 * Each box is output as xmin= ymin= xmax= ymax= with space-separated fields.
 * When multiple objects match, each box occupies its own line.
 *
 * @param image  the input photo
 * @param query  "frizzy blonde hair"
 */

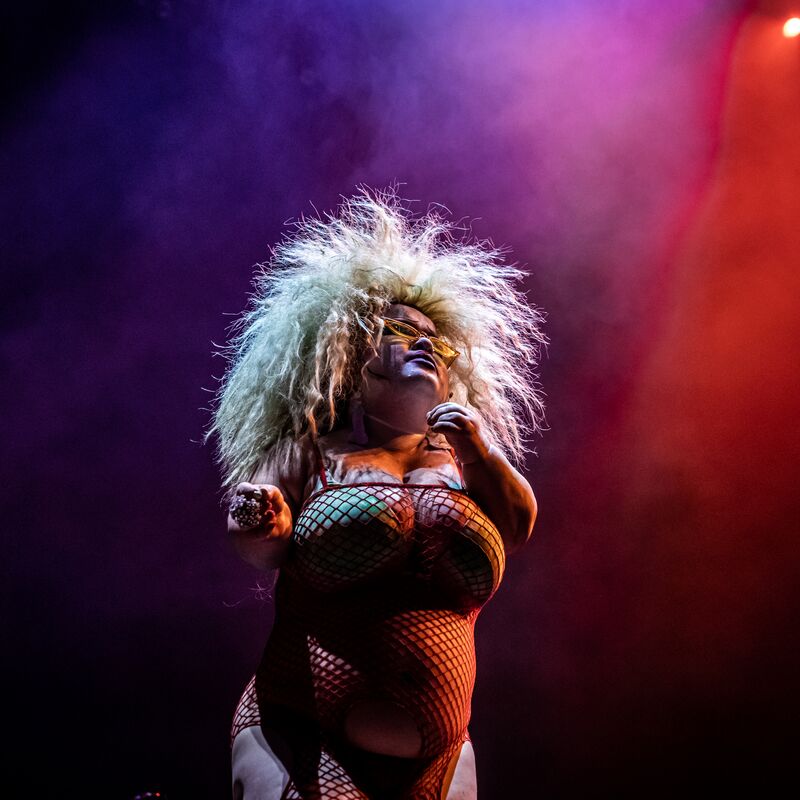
xmin=206 ymin=188 xmax=546 ymax=491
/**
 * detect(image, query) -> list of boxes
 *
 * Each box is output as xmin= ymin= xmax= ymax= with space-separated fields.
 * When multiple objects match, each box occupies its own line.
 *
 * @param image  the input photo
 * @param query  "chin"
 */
xmin=399 ymin=368 xmax=441 ymax=391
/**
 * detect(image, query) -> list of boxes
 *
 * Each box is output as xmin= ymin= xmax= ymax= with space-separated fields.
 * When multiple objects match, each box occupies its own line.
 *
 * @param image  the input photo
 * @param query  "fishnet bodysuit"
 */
xmin=232 ymin=441 xmax=506 ymax=798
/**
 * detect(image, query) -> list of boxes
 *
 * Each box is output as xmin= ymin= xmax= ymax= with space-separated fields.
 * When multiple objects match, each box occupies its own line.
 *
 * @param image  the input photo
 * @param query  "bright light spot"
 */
xmin=784 ymin=17 xmax=800 ymax=37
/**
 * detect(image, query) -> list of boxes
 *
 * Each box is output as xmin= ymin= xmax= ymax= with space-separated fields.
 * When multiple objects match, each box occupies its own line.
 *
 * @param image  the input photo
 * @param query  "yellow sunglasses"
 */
xmin=379 ymin=317 xmax=460 ymax=368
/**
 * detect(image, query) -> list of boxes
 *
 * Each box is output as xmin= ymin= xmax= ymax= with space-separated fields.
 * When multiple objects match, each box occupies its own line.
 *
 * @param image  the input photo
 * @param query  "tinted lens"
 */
xmin=383 ymin=318 xmax=458 ymax=366
xmin=432 ymin=341 xmax=456 ymax=362
xmin=390 ymin=320 xmax=418 ymax=338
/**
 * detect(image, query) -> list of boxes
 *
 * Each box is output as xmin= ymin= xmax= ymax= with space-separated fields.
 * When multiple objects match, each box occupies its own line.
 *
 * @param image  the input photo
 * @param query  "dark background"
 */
xmin=3 ymin=0 xmax=799 ymax=796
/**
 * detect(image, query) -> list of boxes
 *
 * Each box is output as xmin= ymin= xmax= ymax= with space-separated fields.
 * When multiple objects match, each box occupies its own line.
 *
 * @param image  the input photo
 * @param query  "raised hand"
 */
xmin=426 ymin=402 xmax=492 ymax=466
xmin=228 ymin=482 xmax=293 ymax=540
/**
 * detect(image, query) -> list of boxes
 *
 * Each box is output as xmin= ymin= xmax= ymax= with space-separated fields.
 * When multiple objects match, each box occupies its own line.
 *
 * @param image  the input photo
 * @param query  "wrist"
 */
xmin=455 ymin=440 xmax=494 ymax=467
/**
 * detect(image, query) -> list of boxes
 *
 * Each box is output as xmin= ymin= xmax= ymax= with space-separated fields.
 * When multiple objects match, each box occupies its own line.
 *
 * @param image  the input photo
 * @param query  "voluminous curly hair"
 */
xmin=206 ymin=188 xmax=546 ymax=491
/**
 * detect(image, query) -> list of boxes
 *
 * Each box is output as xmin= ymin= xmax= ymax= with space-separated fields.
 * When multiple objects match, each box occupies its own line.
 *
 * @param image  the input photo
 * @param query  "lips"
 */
xmin=407 ymin=353 xmax=437 ymax=369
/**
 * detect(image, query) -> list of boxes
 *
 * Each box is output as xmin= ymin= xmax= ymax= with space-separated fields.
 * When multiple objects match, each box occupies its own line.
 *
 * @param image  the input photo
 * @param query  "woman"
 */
xmin=208 ymin=190 xmax=546 ymax=799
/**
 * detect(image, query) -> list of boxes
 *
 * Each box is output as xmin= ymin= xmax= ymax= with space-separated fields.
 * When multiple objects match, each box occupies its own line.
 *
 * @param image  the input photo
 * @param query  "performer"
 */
xmin=208 ymin=190 xmax=546 ymax=799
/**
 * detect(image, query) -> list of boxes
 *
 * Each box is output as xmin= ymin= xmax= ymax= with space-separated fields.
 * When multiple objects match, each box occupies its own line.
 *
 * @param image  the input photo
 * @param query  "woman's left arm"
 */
xmin=427 ymin=403 xmax=537 ymax=553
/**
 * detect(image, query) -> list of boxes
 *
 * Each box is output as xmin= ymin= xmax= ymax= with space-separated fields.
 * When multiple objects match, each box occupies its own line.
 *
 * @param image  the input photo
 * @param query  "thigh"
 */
xmin=443 ymin=741 xmax=477 ymax=800
xmin=231 ymin=726 xmax=290 ymax=800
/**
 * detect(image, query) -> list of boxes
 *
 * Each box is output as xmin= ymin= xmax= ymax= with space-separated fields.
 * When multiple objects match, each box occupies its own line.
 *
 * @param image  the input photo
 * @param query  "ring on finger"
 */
xmin=230 ymin=489 xmax=268 ymax=528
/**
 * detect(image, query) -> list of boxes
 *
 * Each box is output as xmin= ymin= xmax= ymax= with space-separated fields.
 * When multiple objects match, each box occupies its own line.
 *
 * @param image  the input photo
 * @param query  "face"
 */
xmin=362 ymin=303 xmax=450 ymax=402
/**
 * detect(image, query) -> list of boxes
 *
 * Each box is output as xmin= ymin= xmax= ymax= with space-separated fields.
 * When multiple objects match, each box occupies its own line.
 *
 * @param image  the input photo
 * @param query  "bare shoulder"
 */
xmin=318 ymin=426 xmax=356 ymax=452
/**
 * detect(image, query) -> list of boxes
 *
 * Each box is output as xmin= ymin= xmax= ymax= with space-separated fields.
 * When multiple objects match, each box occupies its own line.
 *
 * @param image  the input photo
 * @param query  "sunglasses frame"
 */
xmin=379 ymin=317 xmax=460 ymax=368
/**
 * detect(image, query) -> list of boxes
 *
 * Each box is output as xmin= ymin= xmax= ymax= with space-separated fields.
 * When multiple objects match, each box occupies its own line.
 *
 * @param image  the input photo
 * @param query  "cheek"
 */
xmin=367 ymin=342 xmax=406 ymax=376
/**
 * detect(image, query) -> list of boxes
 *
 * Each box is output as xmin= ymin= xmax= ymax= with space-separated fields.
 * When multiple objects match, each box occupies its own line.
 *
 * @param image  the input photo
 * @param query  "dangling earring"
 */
xmin=349 ymin=390 xmax=369 ymax=445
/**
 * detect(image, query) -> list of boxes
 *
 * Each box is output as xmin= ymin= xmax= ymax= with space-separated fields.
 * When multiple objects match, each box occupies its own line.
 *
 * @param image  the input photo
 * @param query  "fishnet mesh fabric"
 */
xmin=291 ymin=484 xmax=504 ymax=609
xmin=231 ymin=675 xmax=261 ymax=747
xmin=278 ymin=751 xmax=369 ymax=800
xmin=275 ymin=736 xmax=466 ymax=800
xmin=232 ymin=482 xmax=505 ymax=798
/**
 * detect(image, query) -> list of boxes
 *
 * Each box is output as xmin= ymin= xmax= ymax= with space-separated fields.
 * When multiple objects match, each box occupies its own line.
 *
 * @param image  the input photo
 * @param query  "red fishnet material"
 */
xmin=231 ymin=675 xmax=260 ymax=747
xmin=232 ymin=471 xmax=505 ymax=798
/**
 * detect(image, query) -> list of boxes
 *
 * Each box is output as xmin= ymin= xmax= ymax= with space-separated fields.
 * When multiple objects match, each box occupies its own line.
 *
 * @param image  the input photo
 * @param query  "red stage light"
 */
xmin=784 ymin=17 xmax=800 ymax=37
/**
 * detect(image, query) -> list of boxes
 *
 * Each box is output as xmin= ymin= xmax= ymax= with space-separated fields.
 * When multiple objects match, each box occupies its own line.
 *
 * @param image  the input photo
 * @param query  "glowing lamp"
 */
xmin=784 ymin=17 xmax=800 ymax=37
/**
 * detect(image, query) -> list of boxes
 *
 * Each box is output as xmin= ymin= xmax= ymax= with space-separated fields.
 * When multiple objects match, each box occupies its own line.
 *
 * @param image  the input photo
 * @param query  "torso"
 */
xmin=256 ymin=427 xmax=505 ymax=761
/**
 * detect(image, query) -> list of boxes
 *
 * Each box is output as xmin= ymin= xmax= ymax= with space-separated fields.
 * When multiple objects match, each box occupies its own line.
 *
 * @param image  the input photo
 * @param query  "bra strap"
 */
xmin=309 ymin=435 xmax=329 ymax=489
xmin=453 ymin=451 xmax=466 ymax=489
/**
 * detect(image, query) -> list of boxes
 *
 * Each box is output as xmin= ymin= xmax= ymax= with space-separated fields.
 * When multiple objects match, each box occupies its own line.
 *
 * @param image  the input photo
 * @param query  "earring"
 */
xmin=349 ymin=391 xmax=369 ymax=445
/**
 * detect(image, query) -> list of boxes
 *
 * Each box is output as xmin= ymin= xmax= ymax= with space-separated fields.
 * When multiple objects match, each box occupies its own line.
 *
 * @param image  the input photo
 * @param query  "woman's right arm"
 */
xmin=226 ymin=437 xmax=311 ymax=571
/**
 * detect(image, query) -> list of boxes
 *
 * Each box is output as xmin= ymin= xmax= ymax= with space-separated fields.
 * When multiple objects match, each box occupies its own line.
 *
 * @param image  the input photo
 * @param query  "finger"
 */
xmin=429 ymin=421 xmax=463 ymax=433
xmin=434 ymin=410 xmax=470 ymax=421
xmin=428 ymin=401 xmax=467 ymax=415
xmin=231 ymin=504 xmax=278 ymax=534
xmin=229 ymin=498 xmax=263 ymax=529
xmin=260 ymin=484 xmax=286 ymax=511
xmin=430 ymin=411 xmax=471 ymax=427
xmin=427 ymin=402 xmax=469 ymax=422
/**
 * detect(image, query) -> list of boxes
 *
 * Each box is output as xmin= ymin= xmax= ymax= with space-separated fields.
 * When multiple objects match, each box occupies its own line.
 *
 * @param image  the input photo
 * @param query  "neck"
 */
xmin=351 ymin=407 xmax=428 ymax=451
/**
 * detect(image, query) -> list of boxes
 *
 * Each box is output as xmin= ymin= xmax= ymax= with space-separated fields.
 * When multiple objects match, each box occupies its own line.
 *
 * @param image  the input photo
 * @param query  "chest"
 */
xmin=289 ymin=482 xmax=505 ymax=610
xmin=304 ymin=436 xmax=463 ymax=499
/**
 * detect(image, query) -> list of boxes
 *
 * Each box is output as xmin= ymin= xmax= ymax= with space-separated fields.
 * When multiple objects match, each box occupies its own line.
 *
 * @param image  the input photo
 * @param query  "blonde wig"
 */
xmin=207 ymin=188 xmax=546 ymax=491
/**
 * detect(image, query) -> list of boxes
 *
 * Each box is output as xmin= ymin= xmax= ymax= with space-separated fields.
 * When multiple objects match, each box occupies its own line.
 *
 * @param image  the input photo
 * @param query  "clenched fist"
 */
xmin=426 ymin=402 xmax=492 ymax=466
xmin=228 ymin=482 xmax=293 ymax=541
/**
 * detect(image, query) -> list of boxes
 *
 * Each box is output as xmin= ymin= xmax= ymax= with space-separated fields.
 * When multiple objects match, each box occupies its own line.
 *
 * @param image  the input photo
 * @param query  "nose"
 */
xmin=410 ymin=336 xmax=435 ymax=355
